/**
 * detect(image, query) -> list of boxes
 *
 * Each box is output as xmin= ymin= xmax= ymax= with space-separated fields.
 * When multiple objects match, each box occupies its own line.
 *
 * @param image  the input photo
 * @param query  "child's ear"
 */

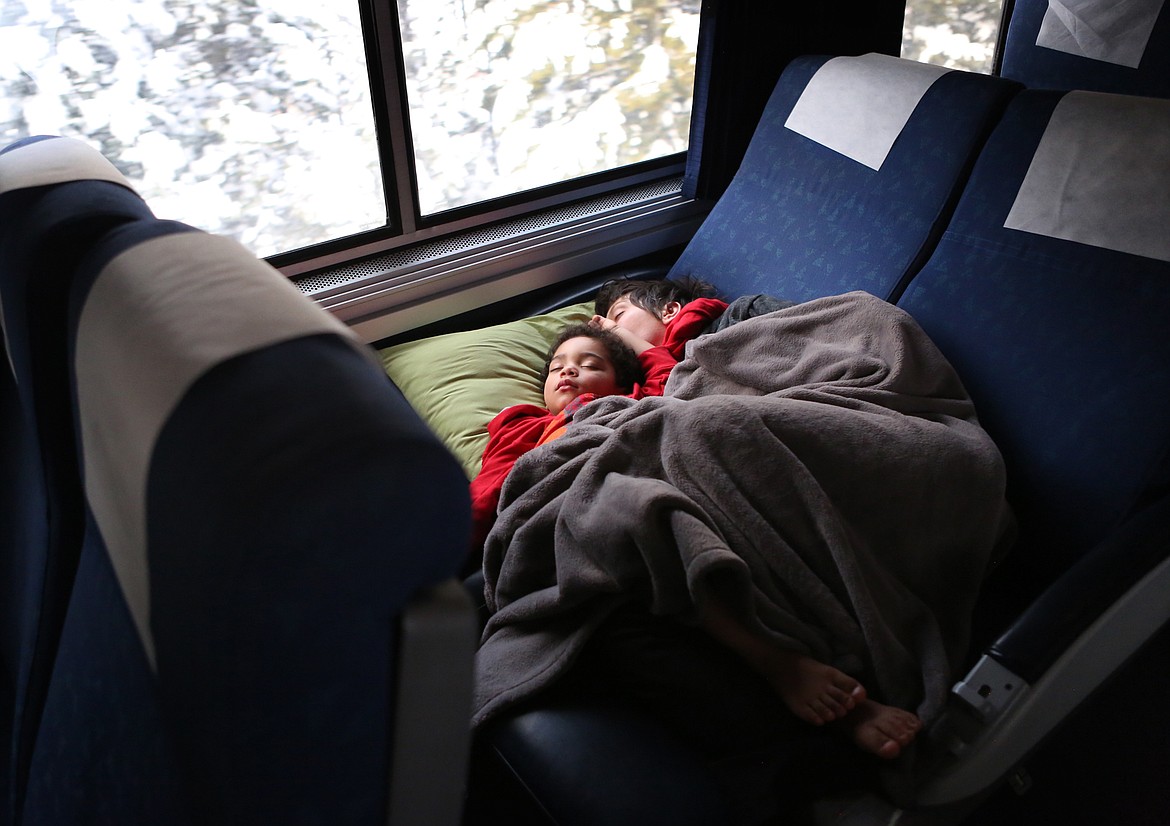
xmin=660 ymin=301 xmax=683 ymax=324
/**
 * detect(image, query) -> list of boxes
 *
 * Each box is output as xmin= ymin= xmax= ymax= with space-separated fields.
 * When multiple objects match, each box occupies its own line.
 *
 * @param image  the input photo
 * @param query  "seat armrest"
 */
xmin=916 ymin=496 xmax=1170 ymax=808
xmin=989 ymin=494 xmax=1170 ymax=683
xmin=387 ymin=579 xmax=479 ymax=826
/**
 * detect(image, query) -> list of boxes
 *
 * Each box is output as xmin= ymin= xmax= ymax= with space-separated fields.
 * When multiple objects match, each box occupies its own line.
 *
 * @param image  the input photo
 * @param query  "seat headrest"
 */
xmin=0 ymin=136 xmax=135 ymax=195
xmin=784 ymin=52 xmax=951 ymax=171
xmin=73 ymin=224 xmax=364 ymax=668
xmin=1000 ymin=0 xmax=1170 ymax=97
xmin=1004 ymin=90 xmax=1170 ymax=263
xmin=1033 ymin=0 xmax=1162 ymax=69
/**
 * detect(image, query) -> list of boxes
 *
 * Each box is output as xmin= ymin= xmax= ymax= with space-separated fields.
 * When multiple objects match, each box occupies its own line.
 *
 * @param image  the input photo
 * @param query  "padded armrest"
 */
xmin=988 ymin=494 xmax=1170 ymax=683
xmin=918 ymin=497 xmax=1170 ymax=808
xmin=387 ymin=579 xmax=479 ymax=826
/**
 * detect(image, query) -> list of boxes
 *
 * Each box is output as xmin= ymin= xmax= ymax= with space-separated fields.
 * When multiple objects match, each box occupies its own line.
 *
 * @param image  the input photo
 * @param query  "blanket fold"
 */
xmin=476 ymin=291 xmax=1013 ymax=772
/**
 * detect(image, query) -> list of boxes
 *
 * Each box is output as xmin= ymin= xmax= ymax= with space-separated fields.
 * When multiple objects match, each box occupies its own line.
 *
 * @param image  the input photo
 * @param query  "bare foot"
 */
xmin=839 ymin=699 xmax=922 ymax=759
xmin=761 ymin=650 xmax=867 ymax=726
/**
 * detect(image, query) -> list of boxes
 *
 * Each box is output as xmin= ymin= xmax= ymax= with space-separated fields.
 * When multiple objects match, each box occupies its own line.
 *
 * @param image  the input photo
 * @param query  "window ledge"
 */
xmin=287 ymin=176 xmax=708 ymax=343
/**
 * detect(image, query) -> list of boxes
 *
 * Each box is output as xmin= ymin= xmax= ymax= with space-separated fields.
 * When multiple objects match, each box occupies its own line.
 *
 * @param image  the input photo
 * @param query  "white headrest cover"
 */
xmin=1005 ymin=90 xmax=1170 ymax=262
xmin=0 ymin=136 xmax=133 ymax=195
xmin=784 ymin=53 xmax=951 ymax=171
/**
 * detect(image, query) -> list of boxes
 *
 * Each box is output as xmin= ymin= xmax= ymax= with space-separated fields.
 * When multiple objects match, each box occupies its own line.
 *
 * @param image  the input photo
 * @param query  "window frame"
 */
xmin=272 ymin=0 xmax=706 ymax=342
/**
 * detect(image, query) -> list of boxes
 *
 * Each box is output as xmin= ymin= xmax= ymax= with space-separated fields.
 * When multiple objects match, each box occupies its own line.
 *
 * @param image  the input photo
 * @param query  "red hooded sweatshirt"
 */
xmin=468 ymin=297 xmax=728 ymax=551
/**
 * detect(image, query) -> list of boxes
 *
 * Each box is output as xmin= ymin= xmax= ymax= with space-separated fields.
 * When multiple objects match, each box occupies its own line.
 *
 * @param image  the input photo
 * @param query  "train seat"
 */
xmin=0 ymin=136 xmax=155 ymax=825
xmin=665 ymin=52 xmax=1020 ymax=304
xmin=460 ymin=51 xmax=1023 ymax=826
xmin=999 ymin=0 xmax=1170 ymax=99
xmin=890 ymin=86 xmax=1170 ymax=819
xmin=13 ymin=213 xmax=476 ymax=824
xmin=459 ymin=70 xmax=1170 ymax=826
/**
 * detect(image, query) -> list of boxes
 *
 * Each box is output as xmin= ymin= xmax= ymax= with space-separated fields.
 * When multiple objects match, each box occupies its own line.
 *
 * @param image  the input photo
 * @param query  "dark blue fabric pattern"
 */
xmin=20 ymin=218 xmax=471 ymax=824
xmin=22 ymin=525 xmax=193 ymax=826
xmin=147 ymin=336 xmax=469 ymax=823
xmin=668 ymin=56 xmax=1021 ymax=305
xmin=0 ymin=354 xmax=30 ymax=808
xmin=897 ymin=90 xmax=1170 ymax=580
xmin=0 ymin=142 xmax=154 ymax=825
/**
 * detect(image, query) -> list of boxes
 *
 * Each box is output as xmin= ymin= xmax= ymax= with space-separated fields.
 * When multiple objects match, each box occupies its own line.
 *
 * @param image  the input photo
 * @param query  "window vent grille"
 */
xmin=292 ymin=176 xmax=683 ymax=295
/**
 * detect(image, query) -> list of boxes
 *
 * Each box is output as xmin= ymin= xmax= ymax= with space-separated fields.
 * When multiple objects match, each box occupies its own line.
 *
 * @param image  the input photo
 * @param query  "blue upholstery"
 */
xmin=0 ymin=345 xmax=26 ymax=814
xmin=667 ymin=53 xmax=1020 ymax=304
xmin=1000 ymin=0 xmax=1170 ymax=98
xmin=469 ymin=54 xmax=1026 ymax=826
xmin=895 ymin=89 xmax=1170 ymax=814
xmin=896 ymin=88 xmax=1170 ymax=580
xmin=19 ymin=217 xmax=472 ymax=824
xmin=0 ymin=136 xmax=154 ymax=825
xmin=468 ymin=69 xmax=1170 ymax=826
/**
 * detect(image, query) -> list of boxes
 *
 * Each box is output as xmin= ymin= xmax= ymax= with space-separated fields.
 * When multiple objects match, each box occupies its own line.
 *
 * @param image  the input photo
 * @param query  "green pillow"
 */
xmin=379 ymin=302 xmax=595 ymax=479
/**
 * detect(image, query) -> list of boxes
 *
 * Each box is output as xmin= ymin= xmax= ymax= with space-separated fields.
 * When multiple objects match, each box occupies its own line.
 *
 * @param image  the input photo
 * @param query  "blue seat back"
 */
xmin=667 ymin=53 xmax=1020 ymax=303
xmin=896 ymin=89 xmax=1170 ymax=592
xmin=0 ymin=136 xmax=154 ymax=824
xmin=21 ymin=218 xmax=471 ymax=824
xmin=1000 ymin=0 xmax=1170 ymax=98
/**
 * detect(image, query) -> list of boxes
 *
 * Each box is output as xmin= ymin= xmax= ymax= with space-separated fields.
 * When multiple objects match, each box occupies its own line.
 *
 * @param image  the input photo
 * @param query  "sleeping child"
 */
xmin=594 ymin=274 xmax=800 ymax=354
xmin=468 ymin=322 xmax=675 ymax=550
xmin=592 ymin=274 xmax=729 ymax=358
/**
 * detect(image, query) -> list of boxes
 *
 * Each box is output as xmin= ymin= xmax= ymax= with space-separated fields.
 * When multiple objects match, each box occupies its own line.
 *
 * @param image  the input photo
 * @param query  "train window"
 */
xmin=1 ymin=2 xmax=384 ymax=258
xmin=398 ymin=2 xmax=698 ymax=217
xmin=901 ymin=0 xmax=1005 ymax=73
xmin=0 ymin=1 xmax=699 ymax=263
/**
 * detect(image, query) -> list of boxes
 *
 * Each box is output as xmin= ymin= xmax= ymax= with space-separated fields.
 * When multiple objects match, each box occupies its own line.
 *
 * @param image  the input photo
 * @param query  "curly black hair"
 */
xmin=540 ymin=323 xmax=644 ymax=392
xmin=593 ymin=274 xmax=721 ymax=319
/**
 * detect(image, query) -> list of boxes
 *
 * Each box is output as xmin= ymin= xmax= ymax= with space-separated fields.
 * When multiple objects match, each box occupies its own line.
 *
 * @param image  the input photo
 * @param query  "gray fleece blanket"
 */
xmin=475 ymin=292 xmax=1013 ymax=746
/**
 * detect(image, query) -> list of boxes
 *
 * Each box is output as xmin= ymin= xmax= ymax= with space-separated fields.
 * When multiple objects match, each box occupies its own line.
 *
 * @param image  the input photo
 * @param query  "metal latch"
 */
xmin=952 ymin=654 xmax=1027 ymax=723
